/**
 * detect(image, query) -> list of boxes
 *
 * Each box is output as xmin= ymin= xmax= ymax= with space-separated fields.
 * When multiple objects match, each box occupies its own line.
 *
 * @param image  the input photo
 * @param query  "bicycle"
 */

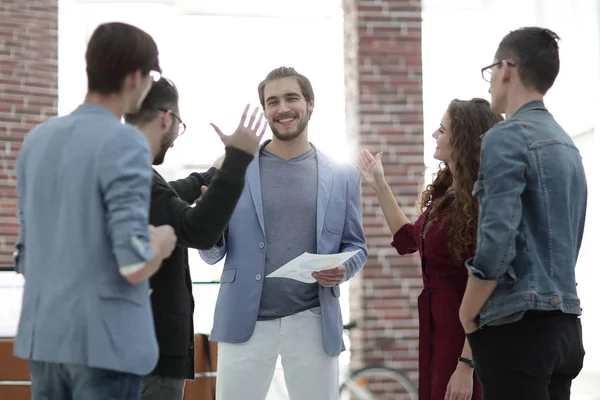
xmin=339 ymin=321 xmax=418 ymax=400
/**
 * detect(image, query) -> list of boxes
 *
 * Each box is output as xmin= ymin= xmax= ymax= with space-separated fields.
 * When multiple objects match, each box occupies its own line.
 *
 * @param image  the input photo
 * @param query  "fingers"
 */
xmin=157 ymin=224 xmax=175 ymax=236
xmin=314 ymin=276 xmax=344 ymax=285
xmin=210 ymin=123 xmax=226 ymax=141
xmin=360 ymin=148 xmax=376 ymax=163
xmin=357 ymin=168 xmax=367 ymax=181
xmin=312 ymin=271 xmax=344 ymax=287
xmin=444 ymin=384 xmax=452 ymax=400
xmin=318 ymin=278 xmax=343 ymax=286
xmin=357 ymin=153 xmax=370 ymax=171
xmin=247 ymin=106 xmax=260 ymax=129
xmin=311 ymin=273 xmax=341 ymax=287
xmin=314 ymin=271 xmax=345 ymax=280
xmin=201 ymin=185 xmax=208 ymax=193
xmin=257 ymin=121 xmax=268 ymax=141
xmin=238 ymin=104 xmax=251 ymax=128
xmin=358 ymin=149 xmax=375 ymax=168
xmin=251 ymin=112 xmax=264 ymax=132
xmin=316 ymin=266 xmax=345 ymax=276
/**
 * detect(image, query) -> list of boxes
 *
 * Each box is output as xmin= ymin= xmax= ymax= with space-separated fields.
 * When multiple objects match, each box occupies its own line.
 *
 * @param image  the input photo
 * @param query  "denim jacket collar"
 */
xmin=513 ymin=100 xmax=547 ymax=117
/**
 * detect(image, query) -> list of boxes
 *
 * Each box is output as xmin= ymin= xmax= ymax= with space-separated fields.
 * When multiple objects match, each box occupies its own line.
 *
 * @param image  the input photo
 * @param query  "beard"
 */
xmin=269 ymin=113 xmax=309 ymax=142
xmin=153 ymin=130 xmax=175 ymax=165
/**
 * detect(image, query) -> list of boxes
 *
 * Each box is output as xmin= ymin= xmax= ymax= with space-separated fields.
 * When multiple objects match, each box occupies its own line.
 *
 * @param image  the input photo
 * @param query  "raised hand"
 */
xmin=356 ymin=148 xmax=385 ymax=189
xmin=210 ymin=104 xmax=267 ymax=155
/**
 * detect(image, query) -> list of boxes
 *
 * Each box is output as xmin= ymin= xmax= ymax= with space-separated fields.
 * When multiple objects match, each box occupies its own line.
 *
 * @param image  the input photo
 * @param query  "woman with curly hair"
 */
xmin=357 ymin=98 xmax=503 ymax=400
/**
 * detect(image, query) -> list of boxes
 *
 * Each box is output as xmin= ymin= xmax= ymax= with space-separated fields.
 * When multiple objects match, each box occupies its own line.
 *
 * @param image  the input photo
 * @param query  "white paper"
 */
xmin=266 ymin=250 xmax=360 ymax=283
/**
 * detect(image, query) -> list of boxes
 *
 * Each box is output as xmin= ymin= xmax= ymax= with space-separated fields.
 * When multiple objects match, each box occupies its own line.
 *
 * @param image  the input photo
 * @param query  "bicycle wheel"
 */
xmin=339 ymin=366 xmax=418 ymax=400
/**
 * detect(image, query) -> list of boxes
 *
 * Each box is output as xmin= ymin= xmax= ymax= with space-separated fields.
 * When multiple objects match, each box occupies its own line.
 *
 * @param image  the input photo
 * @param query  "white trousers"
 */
xmin=216 ymin=307 xmax=339 ymax=400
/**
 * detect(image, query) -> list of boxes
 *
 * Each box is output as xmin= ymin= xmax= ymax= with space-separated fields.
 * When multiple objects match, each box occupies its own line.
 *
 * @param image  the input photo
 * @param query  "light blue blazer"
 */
xmin=200 ymin=144 xmax=367 ymax=356
xmin=13 ymin=104 xmax=158 ymax=375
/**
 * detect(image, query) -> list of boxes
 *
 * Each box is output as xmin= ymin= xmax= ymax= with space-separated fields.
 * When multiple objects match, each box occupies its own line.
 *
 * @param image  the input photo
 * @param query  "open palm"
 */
xmin=210 ymin=104 xmax=267 ymax=155
xmin=357 ymin=148 xmax=385 ymax=189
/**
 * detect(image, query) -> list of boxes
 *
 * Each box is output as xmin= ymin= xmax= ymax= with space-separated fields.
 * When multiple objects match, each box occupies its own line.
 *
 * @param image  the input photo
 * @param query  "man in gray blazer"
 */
xmin=201 ymin=67 xmax=368 ymax=400
xmin=13 ymin=22 xmax=177 ymax=400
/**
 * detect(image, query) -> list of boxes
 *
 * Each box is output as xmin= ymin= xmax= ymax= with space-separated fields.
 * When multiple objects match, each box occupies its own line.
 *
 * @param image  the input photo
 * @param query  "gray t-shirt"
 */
xmin=257 ymin=147 xmax=320 ymax=320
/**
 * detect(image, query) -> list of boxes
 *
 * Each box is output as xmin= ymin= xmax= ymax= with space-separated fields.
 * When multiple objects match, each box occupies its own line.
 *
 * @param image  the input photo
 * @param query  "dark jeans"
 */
xmin=467 ymin=310 xmax=585 ymax=400
xmin=29 ymin=361 xmax=142 ymax=400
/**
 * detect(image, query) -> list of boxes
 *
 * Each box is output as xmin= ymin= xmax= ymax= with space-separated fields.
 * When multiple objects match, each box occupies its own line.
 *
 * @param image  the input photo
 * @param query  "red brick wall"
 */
xmin=344 ymin=0 xmax=424 ymax=386
xmin=0 ymin=0 xmax=58 ymax=265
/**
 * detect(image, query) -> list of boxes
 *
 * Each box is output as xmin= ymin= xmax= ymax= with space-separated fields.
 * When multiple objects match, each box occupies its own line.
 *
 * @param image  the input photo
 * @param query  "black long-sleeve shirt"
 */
xmin=147 ymin=146 xmax=253 ymax=379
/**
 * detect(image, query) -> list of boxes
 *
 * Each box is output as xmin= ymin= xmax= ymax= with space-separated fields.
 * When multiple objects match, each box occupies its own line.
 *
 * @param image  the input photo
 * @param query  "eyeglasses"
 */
xmin=149 ymin=70 xmax=161 ymax=82
xmin=157 ymin=108 xmax=187 ymax=136
xmin=481 ymin=60 xmax=516 ymax=82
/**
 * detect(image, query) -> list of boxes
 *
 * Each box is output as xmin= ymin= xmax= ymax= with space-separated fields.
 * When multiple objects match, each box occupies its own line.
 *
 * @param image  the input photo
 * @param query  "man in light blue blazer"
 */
xmin=201 ymin=67 xmax=367 ymax=400
xmin=13 ymin=23 xmax=177 ymax=400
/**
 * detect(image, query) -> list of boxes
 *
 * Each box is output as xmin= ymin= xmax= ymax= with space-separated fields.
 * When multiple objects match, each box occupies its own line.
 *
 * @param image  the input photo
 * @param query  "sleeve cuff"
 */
xmin=205 ymin=244 xmax=224 ymax=259
xmin=390 ymin=223 xmax=416 ymax=255
xmin=113 ymin=235 xmax=154 ymax=268
xmin=220 ymin=147 xmax=254 ymax=178
xmin=196 ymin=167 xmax=217 ymax=186
xmin=465 ymin=257 xmax=514 ymax=283
xmin=465 ymin=257 xmax=486 ymax=279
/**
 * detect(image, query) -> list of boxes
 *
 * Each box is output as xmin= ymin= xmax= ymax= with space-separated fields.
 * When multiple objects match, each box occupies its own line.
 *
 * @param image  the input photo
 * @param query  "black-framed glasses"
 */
xmin=157 ymin=108 xmax=187 ymax=136
xmin=481 ymin=60 xmax=516 ymax=82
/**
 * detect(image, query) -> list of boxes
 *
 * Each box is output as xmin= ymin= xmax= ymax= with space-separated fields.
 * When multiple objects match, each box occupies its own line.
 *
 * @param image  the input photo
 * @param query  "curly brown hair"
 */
xmin=418 ymin=98 xmax=504 ymax=261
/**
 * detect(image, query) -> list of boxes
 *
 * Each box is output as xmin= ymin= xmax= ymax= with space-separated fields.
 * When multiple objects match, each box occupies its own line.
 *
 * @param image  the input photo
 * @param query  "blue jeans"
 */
xmin=29 ymin=361 xmax=142 ymax=400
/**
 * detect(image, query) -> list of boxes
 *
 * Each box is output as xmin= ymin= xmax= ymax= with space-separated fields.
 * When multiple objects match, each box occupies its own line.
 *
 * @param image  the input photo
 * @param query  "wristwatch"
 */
xmin=458 ymin=357 xmax=475 ymax=368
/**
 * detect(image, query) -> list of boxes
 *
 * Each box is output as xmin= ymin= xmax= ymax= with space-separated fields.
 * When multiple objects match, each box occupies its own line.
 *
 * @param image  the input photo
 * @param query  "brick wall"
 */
xmin=344 ymin=0 xmax=424 ymax=387
xmin=0 ymin=0 xmax=58 ymax=265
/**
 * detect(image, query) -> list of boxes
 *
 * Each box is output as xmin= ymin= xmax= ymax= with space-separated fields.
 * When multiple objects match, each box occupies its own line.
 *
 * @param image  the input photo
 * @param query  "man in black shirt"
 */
xmin=124 ymin=77 xmax=266 ymax=400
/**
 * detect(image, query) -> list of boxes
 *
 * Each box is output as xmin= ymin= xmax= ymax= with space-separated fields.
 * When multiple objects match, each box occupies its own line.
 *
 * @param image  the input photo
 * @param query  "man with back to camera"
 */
xmin=13 ymin=22 xmax=178 ymax=400
xmin=124 ymin=76 xmax=266 ymax=399
xmin=459 ymin=27 xmax=587 ymax=399
xmin=200 ymin=66 xmax=368 ymax=400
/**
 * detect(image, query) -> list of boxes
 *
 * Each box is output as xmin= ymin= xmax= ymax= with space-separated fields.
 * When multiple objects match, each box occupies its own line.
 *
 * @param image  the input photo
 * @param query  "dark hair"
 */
xmin=124 ymin=77 xmax=179 ymax=126
xmin=86 ymin=22 xmax=161 ymax=94
xmin=495 ymin=27 xmax=560 ymax=94
xmin=418 ymin=98 xmax=504 ymax=261
xmin=258 ymin=67 xmax=314 ymax=108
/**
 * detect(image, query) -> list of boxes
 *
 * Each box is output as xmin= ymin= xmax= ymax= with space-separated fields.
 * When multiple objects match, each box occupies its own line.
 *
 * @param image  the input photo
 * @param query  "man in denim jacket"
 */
xmin=459 ymin=27 xmax=587 ymax=399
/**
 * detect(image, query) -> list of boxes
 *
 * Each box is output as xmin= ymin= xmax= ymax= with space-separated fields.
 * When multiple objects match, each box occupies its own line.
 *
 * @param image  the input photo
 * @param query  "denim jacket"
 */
xmin=465 ymin=101 xmax=587 ymax=327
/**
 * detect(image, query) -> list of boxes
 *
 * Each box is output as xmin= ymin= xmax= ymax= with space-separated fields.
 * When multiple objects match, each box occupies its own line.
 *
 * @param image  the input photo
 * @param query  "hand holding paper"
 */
xmin=266 ymin=250 xmax=359 ymax=284
xmin=312 ymin=265 xmax=346 ymax=287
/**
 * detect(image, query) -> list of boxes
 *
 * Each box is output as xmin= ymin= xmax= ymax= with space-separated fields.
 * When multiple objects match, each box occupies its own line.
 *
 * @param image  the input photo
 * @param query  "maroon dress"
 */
xmin=391 ymin=203 xmax=482 ymax=400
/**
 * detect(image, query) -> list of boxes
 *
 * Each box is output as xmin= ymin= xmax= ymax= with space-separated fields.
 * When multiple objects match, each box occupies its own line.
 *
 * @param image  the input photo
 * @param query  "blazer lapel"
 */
xmin=247 ymin=147 xmax=266 ymax=237
xmin=316 ymin=148 xmax=333 ymax=248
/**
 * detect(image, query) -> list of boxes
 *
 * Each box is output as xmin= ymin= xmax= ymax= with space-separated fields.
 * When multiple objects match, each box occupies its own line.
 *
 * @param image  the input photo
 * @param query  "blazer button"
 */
xmin=259 ymin=241 xmax=265 ymax=249
xmin=188 ymin=341 xmax=194 ymax=350
xmin=255 ymin=274 xmax=262 ymax=281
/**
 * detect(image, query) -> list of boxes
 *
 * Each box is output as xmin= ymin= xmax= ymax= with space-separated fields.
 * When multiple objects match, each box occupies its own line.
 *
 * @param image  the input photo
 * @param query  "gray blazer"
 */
xmin=13 ymin=104 xmax=159 ymax=375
